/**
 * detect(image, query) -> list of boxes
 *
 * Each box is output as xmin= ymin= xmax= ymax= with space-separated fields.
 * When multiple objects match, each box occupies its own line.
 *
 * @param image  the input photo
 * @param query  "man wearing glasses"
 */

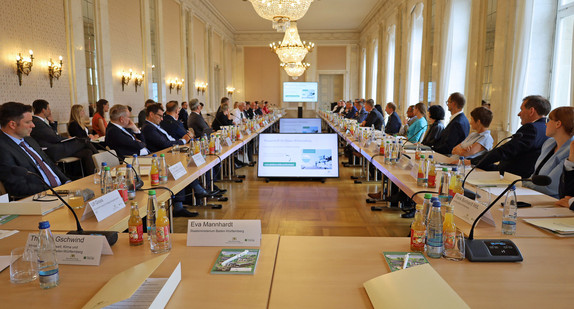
xmin=142 ymin=103 xmax=191 ymax=153
xmin=431 ymin=92 xmax=470 ymax=155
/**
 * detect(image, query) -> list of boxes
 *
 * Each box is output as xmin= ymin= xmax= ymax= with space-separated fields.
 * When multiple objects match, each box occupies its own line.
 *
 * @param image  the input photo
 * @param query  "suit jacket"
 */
xmin=523 ymin=136 xmax=574 ymax=198
xmin=0 ymin=132 xmax=69 ymax=198
xmin=344 ymin=106 xmax=358 ymax=119
xmin=374 ymin=105 xmax=384 ymax=116
xmin=385 ymin=112 xmax=401 ymax=135
xmin=142 ymin=121 xmax=183 ymax=153
xmin=178 ymin=109 xmax=189 ymax=130
xmin=364 ymin=109 xmax=384 ymax=130
xmin=245 ymin=108 xmax=254 ymax=119
xmin=105 ymin=123 xmax=147 ymax=159
xmin=161 ymin=115 xmax=187 ymax=140
xmin=30 ymin=117 xmax=88 ymax=161
xmin=355 ymin=108 xmax=369 ymax=123
xmin=559 ymin=162 xmax=574 ymax=210
xmin=187 ymin=112 xmax=213 ymax=138
xmin=212 ymin=112 xmax=234 ymax=131
xmin=68 ymin=121 xmax=89 ymax=139
xmin=421 ymin=120 xmax=445 ymax=147
xmin=471 ymin=117 xmax=549 ymax=178
xmin=137 ymin=109 xmax=147 ymax=128
xmin=432 ymin=113 xmax=470 ymax=155
xmin=254 ymin=108 xmax=263 ymax=116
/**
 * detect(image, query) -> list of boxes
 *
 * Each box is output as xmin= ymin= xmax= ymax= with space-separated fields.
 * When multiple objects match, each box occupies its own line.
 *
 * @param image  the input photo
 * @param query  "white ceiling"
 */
xmin=205 ymin=0 xmax=382 ymax=33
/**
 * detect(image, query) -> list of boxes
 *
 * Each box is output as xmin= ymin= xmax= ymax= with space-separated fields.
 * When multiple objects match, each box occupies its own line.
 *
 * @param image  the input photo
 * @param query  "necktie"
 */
xmin=19 ymin=142 xmax=58 ymax=187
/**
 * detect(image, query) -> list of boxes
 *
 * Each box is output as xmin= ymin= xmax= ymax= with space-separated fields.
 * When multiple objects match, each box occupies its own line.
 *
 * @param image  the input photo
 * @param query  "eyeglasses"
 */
xmin=155 ymin=113 xmax=164 ymax=118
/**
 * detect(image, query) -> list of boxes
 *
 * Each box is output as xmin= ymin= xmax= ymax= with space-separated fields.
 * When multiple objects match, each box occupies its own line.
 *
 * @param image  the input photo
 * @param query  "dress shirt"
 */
xmin=146 ymin=120 xmax=183 ymax=143
xmin=449 ymin=110 xmax=463 ymax=122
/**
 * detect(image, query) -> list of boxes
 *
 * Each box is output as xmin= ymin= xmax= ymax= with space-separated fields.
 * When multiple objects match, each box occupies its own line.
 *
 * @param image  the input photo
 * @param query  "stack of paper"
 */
xmin=523 ymin=217 xmax=574 ymax=236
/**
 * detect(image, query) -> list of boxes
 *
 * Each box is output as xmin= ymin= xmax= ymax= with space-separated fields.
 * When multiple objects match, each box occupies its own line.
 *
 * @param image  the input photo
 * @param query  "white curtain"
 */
xmin=406 ymin=3 xmax=424 ymax=106
xmin=508 ymin=0 xmax=534 ymax=132
xmin=385 ymin=25 xmax=396 ymax=104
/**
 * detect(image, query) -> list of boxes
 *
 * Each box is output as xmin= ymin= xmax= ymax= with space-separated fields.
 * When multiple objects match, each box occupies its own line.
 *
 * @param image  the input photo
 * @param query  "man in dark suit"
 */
xmin=354 ymin=100 xmax=369 ymax=123
xmin=470 ymin=95 xmax=550 ymax=178
xmin=106 ymin=104 xmax=150 ymax=160
xmin=30 ymin=99 xmax=96 ymax=176
xmin=384 ymin=102 xmax=402 ymax=135
xmin=161 ymin=101 xmax=189 ymax=140
xmin=245 ymin=101 xmax=254 ymax=119
xmin=431 ymin=92 xmax=470 ymax=154
xmin=557 ymin=140 xmax=574 ymax=210
xmin=0 ymin=102 xmax=70 ymax=199
xmin=138 ymin=99 xmax=156 ymax=128
xmin=362 ymin=100 xmax=384 ymax=130
xmin=343 ymin=101 xmax=358 ymax=119
xmin=187 ymin=99 xmax=213 ymax=138
xmin=142 ymin=103 xmax=191 ymax=153
xmin=178 ymin=101 xmax=189 ymax=130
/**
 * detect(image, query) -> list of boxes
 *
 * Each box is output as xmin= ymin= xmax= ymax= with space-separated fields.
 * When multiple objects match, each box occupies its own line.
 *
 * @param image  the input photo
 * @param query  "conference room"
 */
xmin=1 ymin=0 xmax=574 ymax=308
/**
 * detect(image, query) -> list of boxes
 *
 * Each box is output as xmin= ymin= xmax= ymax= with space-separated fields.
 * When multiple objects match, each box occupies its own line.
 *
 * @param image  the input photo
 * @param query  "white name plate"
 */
xmin=82 ymin=190 xmax=126 ymax=222
xmin=188 ymin=153 xmax=206 ymax=167
xmin=168 ymin=162 xmax=187 ymax=181
xmin=224 ymin=137 xmax=233 ymax=146
xmin=452 ymin=193 xmax=495 ymax=227
xmin=186 ymin=220 xmax=261 ymax=247
xmin=255 ymin=124 xmax=261 ymax=130
xmin=245 ymin=129 xmax=252 ymax=135
xmin=410 ymin=162 xmax=419 ymax=180
xmin=26 ymin=233 xmax=112 ymax=266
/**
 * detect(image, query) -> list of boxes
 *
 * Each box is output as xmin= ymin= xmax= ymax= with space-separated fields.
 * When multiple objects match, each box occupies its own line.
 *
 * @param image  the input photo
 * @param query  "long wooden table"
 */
xmin=268 ymin=235 xmax=574 ymax=308
xmin=0 ymin=233 xmax=279 ymax=308
xmin=0 ymin=115 xmax=282 ymax=233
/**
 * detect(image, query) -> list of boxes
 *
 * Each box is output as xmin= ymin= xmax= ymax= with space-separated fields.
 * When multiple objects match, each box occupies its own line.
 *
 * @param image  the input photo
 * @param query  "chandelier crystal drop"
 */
xmin=248 ymin=0 xmax=314 ymax=32
xmin=269 ymin=22 xmax=314 ymax=64
xmin=281 ymin=62 xmax=310 ymax=79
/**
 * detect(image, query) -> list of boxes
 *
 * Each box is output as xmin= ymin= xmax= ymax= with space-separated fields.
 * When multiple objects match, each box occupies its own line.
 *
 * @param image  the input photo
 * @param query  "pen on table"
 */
xmin=402 ymin=253 xmax=411 ymax=269
xmin=222 ymin=250 xmax=249 ymax=266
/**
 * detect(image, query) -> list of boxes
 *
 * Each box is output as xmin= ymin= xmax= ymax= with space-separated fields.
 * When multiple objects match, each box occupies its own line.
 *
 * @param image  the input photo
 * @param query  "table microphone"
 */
xmin=11 ymin=167 xmax=119 ymax=246
xmin=464 ymin=175 xmax=551 ymax=262
xmin=94 ymin=144 xmax=144 ymax=190
xmin=461 ymin=132 xmax=523 ymax=188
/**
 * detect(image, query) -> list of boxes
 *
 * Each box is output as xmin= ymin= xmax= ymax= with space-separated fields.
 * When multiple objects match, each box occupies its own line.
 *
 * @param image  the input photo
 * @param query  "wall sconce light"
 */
xmin=168 ymin=78 xmax=184 ymax=94
xmin=134 ymin=71 xmax=144 ymax=92
xmin=121 ymin=69 xmax=132 ymax=91
xmin=16 ymin=50 xmax=34 ymax=86
xmin=48 ymin=56 xmax=63 ymax=88
xmin=195 ymin=81 xmax=207 ymax=95
xmin=226 ymin=87 xmax=235 ymax=96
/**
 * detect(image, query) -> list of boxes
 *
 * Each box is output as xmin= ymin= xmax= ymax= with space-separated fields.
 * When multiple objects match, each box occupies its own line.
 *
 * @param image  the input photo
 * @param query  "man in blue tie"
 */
xmin=0 ymin=102 xmax=69 ymax=198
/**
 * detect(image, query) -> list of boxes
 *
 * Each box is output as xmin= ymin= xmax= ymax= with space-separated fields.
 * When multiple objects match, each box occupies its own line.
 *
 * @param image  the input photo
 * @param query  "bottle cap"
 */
xmin=424 ymin=193 xmax=432 ymax=199
xmin=460 ymin=156 xmax=465 ymax=160
xmin=160 ymin=154 xmax=165 ymax=157
xmin=442 ymin=167 xmax=448 ymax=171
xmin=133 ymin=154 xmax=138 ymax=157
xmin=432 ymin=201 xmax=441 ymax=207
xmin=452 ymin=167 xmax=458 ymax=172
xmin=429 ymin=155 xmax=433 ymax=158
xmin=510 ymin=185 xmax=516 ymax=191
xmin=105 ymin=166 xmax=110 ymax=171
xmin=148 ymin=190 xmax=156 ymax=195
xmin=152 ymin=154 xmax=157 ymax=157
xmin=39 ymin=221 xmax=50 ymax=229
xmin=420 ymin=155 xmax=425 ymax=159
xmin=126 ymin=164 xmax=132 ymax=168
xmin=131 ymin=201 xmax=138 ymax=207
xmin=101 ymin=162 xmax=107 ymax=166
xmin=430 ymin=197 xmax=439 ymax=202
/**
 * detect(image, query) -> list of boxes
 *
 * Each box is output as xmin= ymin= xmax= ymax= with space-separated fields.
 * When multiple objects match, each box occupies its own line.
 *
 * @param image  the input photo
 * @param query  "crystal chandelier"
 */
xmin=281 ymin=62 xmax=310 ymax=79
xmin=248 ymin=0 xmax=314 ymax=32
xmin=269 ymin=22 xmax=314 ymax=64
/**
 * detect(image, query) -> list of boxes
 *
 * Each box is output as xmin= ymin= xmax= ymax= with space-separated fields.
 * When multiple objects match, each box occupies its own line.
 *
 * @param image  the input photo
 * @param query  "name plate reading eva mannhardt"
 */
xmin=186 ymin=220 xmax=261 ymax=247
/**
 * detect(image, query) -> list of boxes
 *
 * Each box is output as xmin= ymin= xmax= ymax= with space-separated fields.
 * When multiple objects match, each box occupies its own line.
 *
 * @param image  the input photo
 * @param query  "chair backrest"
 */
xmin=0 ymin=180 xmax=6 ymax=196
xmin=92 ymin=149 xmax=121 ymax=171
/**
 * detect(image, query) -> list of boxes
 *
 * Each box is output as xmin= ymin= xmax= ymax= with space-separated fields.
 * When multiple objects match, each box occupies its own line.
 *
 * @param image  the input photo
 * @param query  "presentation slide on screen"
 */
xmin=283 ymin=82 xmax=318 ymax=102
xmin=279 ymin=118 xmax=322 ymax=133
xmin=258 ymin=133 xmax=339 ymax=178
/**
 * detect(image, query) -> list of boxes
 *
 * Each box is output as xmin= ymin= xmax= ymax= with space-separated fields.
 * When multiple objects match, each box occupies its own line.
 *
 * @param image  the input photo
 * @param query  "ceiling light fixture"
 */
xmin=248 ymin=0 xmax=314 ymax=32
xmin=281 ymin=61 xmax=310 ymax=79
xmin=270 ymin=22 xmax=314 ymax=63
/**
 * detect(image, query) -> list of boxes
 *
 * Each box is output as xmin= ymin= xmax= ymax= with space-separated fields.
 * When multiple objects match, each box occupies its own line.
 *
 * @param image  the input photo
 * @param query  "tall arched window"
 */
xmin=83 ymin=0 xmax=99 ymax=105
xmin=551 ymin=0 xmax=574 ymax=108
xmin=385 ymin=25 xmax=396 ymax=104
xmin=361 ymin=48 xmax=367 ymax=98
xmin=371 ymin=40 xmax=378 ymax=100
xmin=407 ymin=3 xmax=424 ymax=106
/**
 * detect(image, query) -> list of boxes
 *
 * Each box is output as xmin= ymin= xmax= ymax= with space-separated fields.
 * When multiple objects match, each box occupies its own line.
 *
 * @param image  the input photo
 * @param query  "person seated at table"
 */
xmin=451 ymin=106 xmax=493 ymax=159
xmin=406 ymin=102 xmax=427 ymax=143
xmin=161 ymin=101 xmax=189 ymax=140
xmin=30 ymin=99 xmax=97 ymax=177
xmin=253 ymin=101 xmax=263 ymax=117
xmin=384 ymin=102 xmax=401 ymax=135
xmin=556 ymin=140 xmax=574 ymax=209
xmin=178 ymin=101 xmax=189 ymax=130
xmin=354 ymin=100 xmax=369 ymax=123
xmin=212 ymin=101 xmax=234 ymax=132
xmin=421 ymin=105 xmax=445 ymax=147
xmin=106 ymin=104 xmax=150 ymax=159
xmin=263 ymin=101 xmax=271 ymax=114
xmin=232 ymin=102 xmax=247 ymax=125
xmin=470 ymin=95 xmax=550 ymax=178
xmin=0 ymin=102 xmax=70 ymax=199
xmin=138 ymin=99 xmax=156 ymax=128
xmin=398 ymin=105 xmax=415 ymax=136
xmin=92 ymin=99 xmax=109 ymax=137
xmin=523 ymin=107 xmax=574 ymax=198
xmin=68 ymin=104 xmax=99 ymax=141
xmin=188 ymin=99 xmax=214 ymax=138
xmin=343 ymin=101 xmax=358 ymax=119
xmin=142 ymin=103 xmax=191 ymax=153
xmin=361 ymin=99 xmax=385 ymax=130
xmin=431 ymin=92 xmax=470 ymax=155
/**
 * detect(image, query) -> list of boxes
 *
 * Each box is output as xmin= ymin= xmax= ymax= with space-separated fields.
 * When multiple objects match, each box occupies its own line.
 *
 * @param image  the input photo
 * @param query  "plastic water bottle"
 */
xmin=37 ymin=221 xmax=59 ymax=289
xmin=102 ymin=166 xmax=113 ymax=194
xmin=147 ymin=190 xmax=158 ymax=242
xmin=502 ymin=185 xmax=518 ymax=235
xmin=132 ymin=155 xmax=140 ymax=175
xmin=98 ymin=162 xmax=107 ymax=193
xmin=457 ymin=156 xmax=466 ymax=176
xmin=422 ymin=193 xmax=433 ymax=225
xmin=126 ymin=164 xmax=136 ymax=200
xmin=159 ymin=154 xmax=168 ymax=184
xmin=438 ymin=168 xmax=450 ymax=205
xmin=426 ymin=201 xmax=443 ymax=258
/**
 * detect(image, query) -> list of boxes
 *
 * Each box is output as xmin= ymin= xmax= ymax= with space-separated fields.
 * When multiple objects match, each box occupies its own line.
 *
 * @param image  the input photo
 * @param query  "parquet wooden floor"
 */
xmin=173 ymin=157 xmax=412 ymax=237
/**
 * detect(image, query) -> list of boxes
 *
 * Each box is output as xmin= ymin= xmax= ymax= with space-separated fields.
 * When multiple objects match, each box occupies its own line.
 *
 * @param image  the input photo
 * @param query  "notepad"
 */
xmin=364 ymin=264 xmax=469 ymax=309
xmin=523 ymin=217 xmax=574 ymax=235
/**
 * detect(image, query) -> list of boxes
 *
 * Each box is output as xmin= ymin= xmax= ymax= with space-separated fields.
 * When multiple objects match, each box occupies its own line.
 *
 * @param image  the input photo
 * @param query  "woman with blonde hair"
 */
xmin=68 ymin=104 xmax=98 ymax=140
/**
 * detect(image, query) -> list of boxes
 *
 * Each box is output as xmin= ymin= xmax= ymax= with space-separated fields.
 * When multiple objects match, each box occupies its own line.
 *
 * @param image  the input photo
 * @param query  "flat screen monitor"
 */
xmin=283 ymin=82 xmax=318 ymax=102
xmin=258 ymin=133 xmax=339 ymax=178
xmin=279 ymin=118 xmax=322 ymax=133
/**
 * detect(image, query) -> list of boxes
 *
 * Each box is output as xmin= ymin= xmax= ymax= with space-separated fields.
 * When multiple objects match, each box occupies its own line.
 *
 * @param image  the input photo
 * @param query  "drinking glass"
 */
xmin=443 ymin=231 xmax=465 ymax=261
xmin=10 ymin=247 xmax=38 ymax=284
xmin=475 ymin=185 xmax=492 ymax=207
xmin=68 ymin=189 xmax=85 ymax=209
